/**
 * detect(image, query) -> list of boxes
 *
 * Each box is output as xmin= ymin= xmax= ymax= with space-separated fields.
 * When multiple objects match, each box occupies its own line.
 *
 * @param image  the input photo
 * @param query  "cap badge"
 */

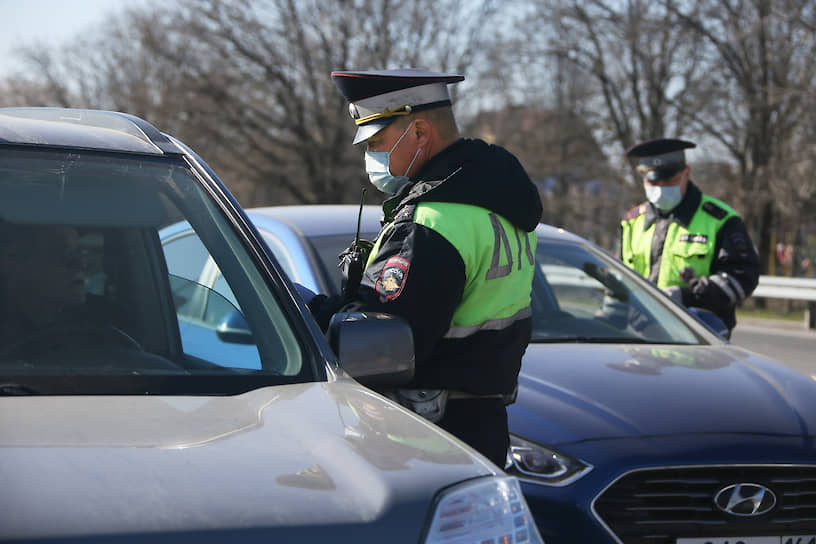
xmin=353 ymin=104 xmax=413 ymax=126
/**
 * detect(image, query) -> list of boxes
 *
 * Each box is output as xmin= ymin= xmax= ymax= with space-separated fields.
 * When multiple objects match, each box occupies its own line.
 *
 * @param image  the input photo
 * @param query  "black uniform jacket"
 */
xmin=356 ymin=138 xmax=543 ymax=395
xmin=624 ymin=181 xmax=759 ymax=330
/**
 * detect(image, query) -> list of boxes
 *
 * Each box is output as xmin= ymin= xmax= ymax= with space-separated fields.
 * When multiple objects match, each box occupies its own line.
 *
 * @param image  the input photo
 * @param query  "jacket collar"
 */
xmin=382 ymin=139 xmax=466 ymax=220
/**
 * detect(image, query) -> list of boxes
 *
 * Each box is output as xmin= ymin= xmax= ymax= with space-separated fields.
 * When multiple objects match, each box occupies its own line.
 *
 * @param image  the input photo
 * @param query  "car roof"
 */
xmin=0 ymin=107 xmax=181 ymax=155
xmin=535 ymin=223 xmax=594 ymax=245
xmin=248 ymin=205 xmax=384 ymax=238
xmin=249 ymin=204 xmax=592 ymax=247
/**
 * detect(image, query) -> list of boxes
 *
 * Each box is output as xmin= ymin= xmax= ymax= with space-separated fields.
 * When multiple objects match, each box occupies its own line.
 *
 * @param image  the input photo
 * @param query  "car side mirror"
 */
xmin=688 ymin=307 xmax=730 ymax=340
xmin=216 ymin=310 xmax=255 ymax=345
xmin=327 ymin=311 xmax=414 ymax=387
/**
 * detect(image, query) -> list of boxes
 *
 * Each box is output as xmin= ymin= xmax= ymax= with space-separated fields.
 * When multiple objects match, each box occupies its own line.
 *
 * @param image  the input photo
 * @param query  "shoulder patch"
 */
xmin=376 ymin=256 xmax=410 ymax=301
xmin=622 ymin=204 xmax=647 ymax=221
xmin=729 ymin=231 xmax=750 ymax=257
xmin=702 ymin=201 xmax=727 ymax=219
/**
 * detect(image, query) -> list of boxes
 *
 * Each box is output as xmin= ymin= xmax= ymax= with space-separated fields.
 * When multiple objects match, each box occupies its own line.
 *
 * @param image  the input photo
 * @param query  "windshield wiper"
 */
xmin=0 ymin=382 xmax=40 ymax=396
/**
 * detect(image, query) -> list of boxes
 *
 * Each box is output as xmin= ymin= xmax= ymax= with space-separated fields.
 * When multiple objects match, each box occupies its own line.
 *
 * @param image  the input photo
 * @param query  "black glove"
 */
xmin=307 ymin=293 xmax=351 ymax=332
xmin=338 ymin=239 xmax=374 ymax=298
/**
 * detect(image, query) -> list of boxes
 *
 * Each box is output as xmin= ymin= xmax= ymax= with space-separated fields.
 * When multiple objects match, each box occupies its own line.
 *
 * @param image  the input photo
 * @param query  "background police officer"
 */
xmin=320 ymin=68 xmax=542 ymax=466
xmin=620 ymin=138 xmax=759 ymax=337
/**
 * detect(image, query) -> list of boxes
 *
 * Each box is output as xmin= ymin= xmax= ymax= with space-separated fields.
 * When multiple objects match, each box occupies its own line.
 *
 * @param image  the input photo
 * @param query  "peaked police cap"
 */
xmin=331 ymin=68 xmax=464 ymax=144
xmin=625 ymin=138 xmax=696 ymax=181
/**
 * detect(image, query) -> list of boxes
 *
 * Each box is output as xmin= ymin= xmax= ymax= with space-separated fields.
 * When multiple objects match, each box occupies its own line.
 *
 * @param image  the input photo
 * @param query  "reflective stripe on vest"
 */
xmin=621 ymin=195 xmax=737 ymax=289
xmin=369 ymin=202 xmax=536 ymax=339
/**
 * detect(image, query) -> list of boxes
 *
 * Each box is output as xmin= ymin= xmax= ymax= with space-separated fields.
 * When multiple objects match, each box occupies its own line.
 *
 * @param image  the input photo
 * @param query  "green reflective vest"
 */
xmin=368 ymin=202 xmax=536 ymax=338
xmin=621 ymin=195 xmax=737 ymax=289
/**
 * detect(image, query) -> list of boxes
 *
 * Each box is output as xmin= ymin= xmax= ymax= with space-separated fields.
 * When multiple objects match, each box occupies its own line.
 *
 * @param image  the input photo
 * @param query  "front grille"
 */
xmin=593 ymin=465 xmax=816 ymax=544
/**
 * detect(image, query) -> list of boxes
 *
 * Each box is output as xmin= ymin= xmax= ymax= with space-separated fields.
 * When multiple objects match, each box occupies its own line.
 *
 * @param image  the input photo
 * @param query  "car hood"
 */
xmin=0 ymin=381 xmax=492 ymax=541
xmin=510 ymin=343 xmax=816 ymax=445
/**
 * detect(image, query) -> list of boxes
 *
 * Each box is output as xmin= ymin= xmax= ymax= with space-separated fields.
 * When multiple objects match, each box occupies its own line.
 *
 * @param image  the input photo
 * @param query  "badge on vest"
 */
xmin=679 ymin=234 xmax=708 ymax=244
xmin=377 ymin=256 xmax=410 ymax=300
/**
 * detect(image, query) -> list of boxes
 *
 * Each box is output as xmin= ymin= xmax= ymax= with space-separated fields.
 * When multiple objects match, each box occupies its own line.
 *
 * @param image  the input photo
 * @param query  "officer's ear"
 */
xmin=412 ymin=118 xmax=432 ymax=147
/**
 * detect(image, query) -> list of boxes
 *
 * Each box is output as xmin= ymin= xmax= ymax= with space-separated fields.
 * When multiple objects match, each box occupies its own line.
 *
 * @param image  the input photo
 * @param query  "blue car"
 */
xmin=162 ymin=205 xmax=816 ymax=544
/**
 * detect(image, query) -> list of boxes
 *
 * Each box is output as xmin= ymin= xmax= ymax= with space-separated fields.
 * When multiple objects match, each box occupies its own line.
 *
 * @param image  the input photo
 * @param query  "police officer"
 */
xmin=324 ymin=68 xmax=543 ymax=466
xmin=620 ymin=138 xmax=759 ymax=336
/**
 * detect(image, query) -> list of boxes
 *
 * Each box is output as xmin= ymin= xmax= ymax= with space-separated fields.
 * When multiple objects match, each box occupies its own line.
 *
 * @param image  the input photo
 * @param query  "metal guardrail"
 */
xmin=752 ymin=275 xmax=816 ymax=329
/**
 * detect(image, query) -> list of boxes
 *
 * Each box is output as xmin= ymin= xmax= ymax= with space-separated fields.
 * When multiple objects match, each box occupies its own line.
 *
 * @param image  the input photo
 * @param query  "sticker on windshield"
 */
xmin=377 ymin=256 xmax=410 ymax=301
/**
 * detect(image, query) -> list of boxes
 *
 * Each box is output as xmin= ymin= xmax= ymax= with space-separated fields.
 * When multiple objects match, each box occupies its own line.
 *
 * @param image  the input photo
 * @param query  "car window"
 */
xmin=532 ymin=239 xmax=702 ymax=344
xmin=162 ymin=233 xmax=259 ymax=369
xmin=162 ymin=233 xmax=213 ymax=286
xmin=256 ymin=229 xmax=299 ymax=281
xmin=0 ymin=148 xmax=315 ymax=393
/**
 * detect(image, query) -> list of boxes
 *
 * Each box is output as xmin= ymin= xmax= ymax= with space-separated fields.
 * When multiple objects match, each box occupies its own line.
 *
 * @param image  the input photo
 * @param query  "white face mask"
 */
xmin=644 ymin=183 xmax=684 ymax=211
xmin=364 ymin=121 xmax=421 ymax=194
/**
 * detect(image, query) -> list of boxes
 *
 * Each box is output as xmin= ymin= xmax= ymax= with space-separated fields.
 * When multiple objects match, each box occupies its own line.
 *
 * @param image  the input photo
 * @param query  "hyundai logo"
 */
xmin=714 ymin=483 xmax=777 ymax=516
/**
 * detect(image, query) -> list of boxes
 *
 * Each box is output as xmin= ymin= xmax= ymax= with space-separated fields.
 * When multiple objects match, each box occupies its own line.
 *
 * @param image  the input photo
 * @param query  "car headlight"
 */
xmin=505 ymin=434 xmax=592 ymax=486
xmin=423 ymin=475 xmax=544 ymax=544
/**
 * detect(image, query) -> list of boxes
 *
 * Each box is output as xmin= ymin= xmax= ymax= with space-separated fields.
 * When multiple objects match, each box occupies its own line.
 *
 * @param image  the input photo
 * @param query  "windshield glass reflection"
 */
xmin=531 ymin=240 xmax=702 ymax=345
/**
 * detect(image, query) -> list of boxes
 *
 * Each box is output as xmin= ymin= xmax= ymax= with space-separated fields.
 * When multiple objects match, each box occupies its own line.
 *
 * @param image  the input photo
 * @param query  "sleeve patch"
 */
xmin=729 ymin=232 xmax=750 ymax=256
xmin=702 ymin=201 xmax=727 ymax=219
xmin=376 ymin=256 xmax=410 ymax=300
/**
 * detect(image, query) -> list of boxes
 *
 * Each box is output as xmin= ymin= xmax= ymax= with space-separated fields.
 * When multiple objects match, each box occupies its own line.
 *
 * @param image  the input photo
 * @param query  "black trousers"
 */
xmin=437 ymin=398 xmax=509 ymax=467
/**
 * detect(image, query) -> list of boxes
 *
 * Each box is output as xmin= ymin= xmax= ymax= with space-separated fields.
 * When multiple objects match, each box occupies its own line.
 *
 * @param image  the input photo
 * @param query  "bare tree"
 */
xmin=518 ymin=0 xmax=816 ymax=265
xmin=131 ymin=0 xmax=502 ymax=205
xmin=3 ymin=0 xmax=500 ymax=206
xmin=487 ymin=0 xmax=708 ymax=248
xmin=669 ymin=0 xmax=816 ymax=274
xmin=532 ymin=0 xmax=708 ymax=153
xmin=465 ymin=105 xmax=626 ymax=246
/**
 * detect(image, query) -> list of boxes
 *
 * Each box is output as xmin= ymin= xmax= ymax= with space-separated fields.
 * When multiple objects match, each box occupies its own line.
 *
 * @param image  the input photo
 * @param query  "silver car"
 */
xmin=0 ymin=108 xmax=543 ymax=543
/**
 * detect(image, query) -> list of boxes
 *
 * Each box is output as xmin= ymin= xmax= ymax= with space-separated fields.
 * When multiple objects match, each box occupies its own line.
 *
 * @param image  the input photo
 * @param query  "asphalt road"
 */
xmin=730 ymin=317 xmax=816 ymax=377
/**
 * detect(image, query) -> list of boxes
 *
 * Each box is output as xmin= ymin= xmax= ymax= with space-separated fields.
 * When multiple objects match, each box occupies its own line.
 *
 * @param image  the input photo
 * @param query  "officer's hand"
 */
xmin=307 ymin=293 xmax=353 ymax=332
xmin=292 ymin=282 xmax=318 ymax=305
xmin=663 ymin=285 xmax=685 ymax=305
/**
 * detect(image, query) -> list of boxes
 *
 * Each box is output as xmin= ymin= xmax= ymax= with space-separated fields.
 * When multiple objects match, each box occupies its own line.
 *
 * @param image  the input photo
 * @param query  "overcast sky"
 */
xmin=0 ymin=0 xmax=147 ymax=77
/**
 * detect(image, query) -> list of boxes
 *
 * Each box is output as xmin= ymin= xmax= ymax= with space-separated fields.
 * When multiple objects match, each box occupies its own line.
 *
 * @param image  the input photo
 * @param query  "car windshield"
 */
xmin=0 ymin=148 xmax=320 ymax=395
xmin=302 ymin=227 xmax=708 ymax=345
xmin=531 ymin=237 xmax=705 ymax=344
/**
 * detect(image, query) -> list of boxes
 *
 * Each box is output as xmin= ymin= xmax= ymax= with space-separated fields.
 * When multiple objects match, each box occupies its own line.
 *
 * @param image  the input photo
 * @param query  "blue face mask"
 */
xmin=364 ymin=122 xmax=421 ymax=194
xmin=644 ymin=183 xmax=684 ymax=211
